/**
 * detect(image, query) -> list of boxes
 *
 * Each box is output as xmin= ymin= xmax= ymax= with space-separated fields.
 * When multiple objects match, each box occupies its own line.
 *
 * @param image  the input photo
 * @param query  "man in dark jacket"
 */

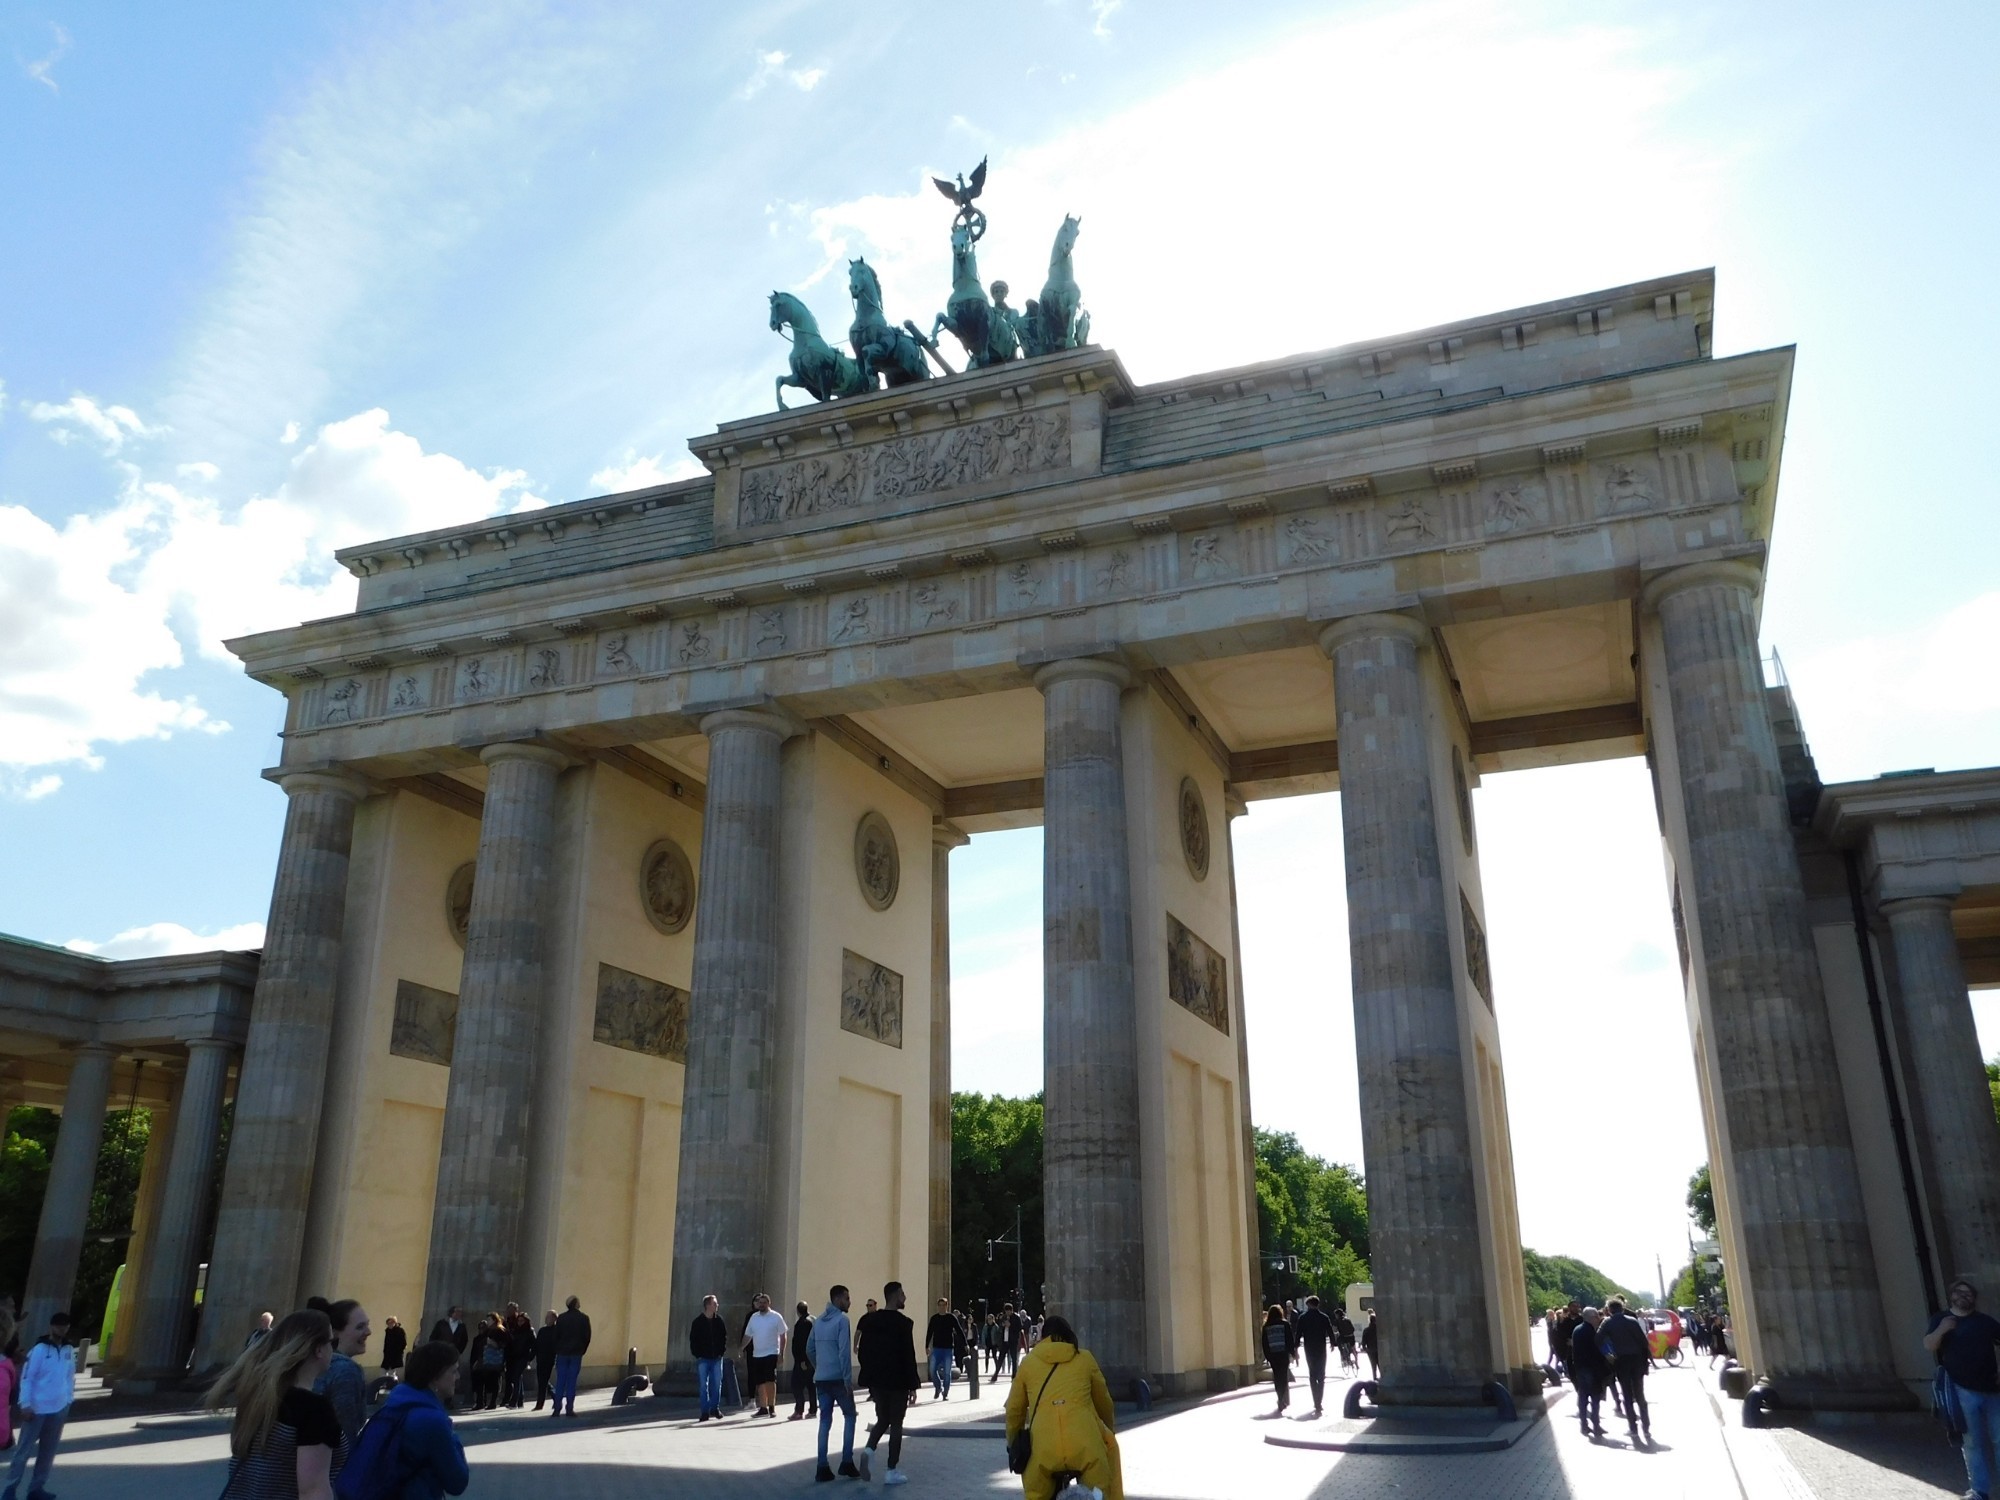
xmin=1296 ymin=1295 xmax=1338 ymax=1417
xmin=428 ymin=1307 xmax=468 ymax=1352
xmin=687 ymin=1294 xmax=730 ymax=1421
xmin=1598 ymin=1298 xmax=1653 ymax=1440
xmin=854 ymin=1281 xmax=919 ymax=1484
xmin=531 ymin=1311 xmax=559 ymax=1411
xmin=550 ymin=1295 xmax=592 ymax=1417
xmin=1568 ymin=1308 xmax=1612 ymax=1437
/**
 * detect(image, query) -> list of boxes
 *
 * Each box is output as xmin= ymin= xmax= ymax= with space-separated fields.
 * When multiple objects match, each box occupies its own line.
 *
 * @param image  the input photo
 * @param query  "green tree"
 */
xmin=1522 ymin=1248 xmax=1640 ymax=1313
xmin=1253 ymin=1129 xmax=1369 ymax=1305
xmin=951 ymin=1092 xmax=1044 ymax=1313
xmin=0 ymin=1103 xmax=152 ymax=1339
xmin=1686 ymin=1163 xmax=1716 ymax=1236
xmin=1988 ymin=1058 xmax=2000 ymax=1127
xmin=0 ymin=1109 xmax=58 ymax=1302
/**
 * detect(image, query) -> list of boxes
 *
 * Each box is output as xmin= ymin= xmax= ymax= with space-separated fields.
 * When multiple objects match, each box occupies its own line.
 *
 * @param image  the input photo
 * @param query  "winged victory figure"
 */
xmin=932 ymin=156 xmax=987 ymax=221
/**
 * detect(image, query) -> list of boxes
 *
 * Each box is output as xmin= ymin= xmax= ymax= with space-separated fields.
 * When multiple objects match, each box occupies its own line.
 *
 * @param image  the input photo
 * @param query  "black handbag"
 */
xmin=1007 ymin=1363 xmax=1058 ymax=1475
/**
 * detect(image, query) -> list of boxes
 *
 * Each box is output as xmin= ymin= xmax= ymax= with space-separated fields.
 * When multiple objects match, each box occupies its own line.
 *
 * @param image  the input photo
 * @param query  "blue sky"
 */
xmin=2 ymin=0 xmax=1996 ymax=1291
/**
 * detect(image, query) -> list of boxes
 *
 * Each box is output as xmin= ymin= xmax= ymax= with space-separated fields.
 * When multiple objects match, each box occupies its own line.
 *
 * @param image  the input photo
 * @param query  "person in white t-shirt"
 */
xmin=742 ymin=1293 xmax=789 ymax=1419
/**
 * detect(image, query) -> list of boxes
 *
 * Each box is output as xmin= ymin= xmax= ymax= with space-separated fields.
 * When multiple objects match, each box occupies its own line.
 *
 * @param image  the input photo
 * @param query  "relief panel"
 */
xmin=593 ymin=962 xmax=690 ymax=1063
xmin=391 ymin=979 xmax=459 ymax=1067
xmin=840 ymin=949 xmax=905 ymax=1048
xmin=1166 ymin=913 xmax=1230 ymax=1035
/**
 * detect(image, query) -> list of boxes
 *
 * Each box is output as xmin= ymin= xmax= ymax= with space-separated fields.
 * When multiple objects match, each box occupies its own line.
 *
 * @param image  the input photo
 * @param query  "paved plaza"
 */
xmin=65 ymin=1362 xmax=1967 ymax=1500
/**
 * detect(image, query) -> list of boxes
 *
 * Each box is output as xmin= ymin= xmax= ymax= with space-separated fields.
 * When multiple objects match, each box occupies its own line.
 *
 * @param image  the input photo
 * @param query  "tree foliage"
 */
xmin=0 ymin=1104 xmax=152 ymax=1339
xmin=950 ymin=1092 xmax=1044 ymax=1312
xmin=1988 ymin=1058 xmax=2000 ymax=1128
xmin=1253 ymin=1129 xmax=1369 ymax=1305
xmin=1686 ymin=1162 xmax=1716 ymax=1236
xmin=1522 ymin=1248 xmax=1640 ymax=1313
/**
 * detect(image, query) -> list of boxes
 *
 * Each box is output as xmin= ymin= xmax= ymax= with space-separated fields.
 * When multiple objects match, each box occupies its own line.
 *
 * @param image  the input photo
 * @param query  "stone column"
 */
xmin=21 ymin=1043 xmax=116 ymax=1335
xmin=197 ymin=770 xmax=367 ymax=1369
xmin=1035 ymin=657 xmax=1146 ymax=1383
xmin=929 ymin=823 xmax=969 ymax=1313
xmin=107 ymin=1066 xmax=179 ymax=1372
xmin=131 ymin=1039 xmax=234 ymax=1375
xmin=666 ymin=709 xmax=793 ymax=1378
xmin=1223 ymin=794 xmax=1262 ymax=1366
xmin=1881 ymin=891 xmax=2000 ymax=1292
xmin=422 ymin=742 xmax=569 ymax=1327
xmin=1319 ymin=613 xmax=1492 ymax=1404
xmin=1646 ymin=560 xmax=1902 ymax=1405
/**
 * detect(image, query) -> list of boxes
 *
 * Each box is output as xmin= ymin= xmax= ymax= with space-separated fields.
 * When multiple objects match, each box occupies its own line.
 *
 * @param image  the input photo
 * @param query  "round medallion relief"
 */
xmin=445 ymin=862 xmax=476 ymax=949
xmin=1178 ymin=777 xmax=1211 ymax=881
xmin=854 ymin=811 xmax=900 ymax=912
xmin=640 ymin=838 xmax=696 ymax=935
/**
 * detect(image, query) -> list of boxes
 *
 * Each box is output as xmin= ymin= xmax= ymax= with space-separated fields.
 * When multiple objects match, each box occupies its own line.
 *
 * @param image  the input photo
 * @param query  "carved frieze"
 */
xmin=593 ymin=962 xmax=689 ymax=1062
xmin=1460 ymin=889 xmax=1493 ymax=1010
xmin=840 ymin=948 xmax=904 ymax=1048
xmin=445 ymin=863 xmax=475 ymax=948
xmin=1599 ymin=459 xmax=1660 ymax=515
xmin=1166 ymin=913 xmax=1229 ymax=1034
xmin=321 ymin=676 xmax=365 ymax=723
xmin=388 ymin=671 xmax=431 ymax=713
xmin=855 ymin=811 xmax=900 ymax=911
xmin=391 ymin=979 xmax=458 ymax=1067
xmin=639 ymin=838 xmax=695 ymax=935
xmin=737 ymin=407 xmax=1071 ymax=527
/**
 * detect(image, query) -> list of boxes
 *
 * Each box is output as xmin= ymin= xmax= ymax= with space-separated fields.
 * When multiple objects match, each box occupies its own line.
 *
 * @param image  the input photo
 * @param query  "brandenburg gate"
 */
xmin=51 ymin=225 xmax=1978 ymax=1418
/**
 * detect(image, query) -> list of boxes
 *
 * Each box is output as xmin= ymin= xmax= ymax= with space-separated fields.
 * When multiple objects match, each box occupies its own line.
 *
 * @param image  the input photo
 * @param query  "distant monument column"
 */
xmin=196 ymin=769 xmax=368 ymax=1370
xmin=930 ymin=821 xmax=969 ymax=1313
xmin=21 ymin=1043 xmax=116 ymax=1335
xmin=1647 ymin=560 xmax=1904 ymax=1405
xmin=665 ymin=708 xmax=795 ymax=1380
xmin=422 ymin=742 xmax=570 ymax=1327
xmin=1034 ymin=657 xmax=1146 ymax=1383
xmin=130 ymin=1038 xmax=234 ymax=1375
xmin=1881 ymin=891 xmax=2000 ymax=1292
xmin=1319 ymin=613 xmax=1493 ymax=1404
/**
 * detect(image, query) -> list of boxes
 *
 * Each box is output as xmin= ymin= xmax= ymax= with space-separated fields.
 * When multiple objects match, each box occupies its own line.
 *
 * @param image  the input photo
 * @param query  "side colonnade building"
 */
xmin=8 ymin=268 xmax=1991 ymax=1414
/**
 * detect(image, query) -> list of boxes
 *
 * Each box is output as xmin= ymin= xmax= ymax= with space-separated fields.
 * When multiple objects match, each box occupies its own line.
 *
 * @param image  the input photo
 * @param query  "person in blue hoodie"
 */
xmin=807 ymin=1286 xmax=859 ymax=1483
xmin=341 ymin=1339 xmax=468 ymax=1500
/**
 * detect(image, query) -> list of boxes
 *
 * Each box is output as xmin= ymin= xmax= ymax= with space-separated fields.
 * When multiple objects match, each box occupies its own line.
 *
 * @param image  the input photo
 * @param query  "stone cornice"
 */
xmin=1815 ymin=767 xmax=2000 ymax=845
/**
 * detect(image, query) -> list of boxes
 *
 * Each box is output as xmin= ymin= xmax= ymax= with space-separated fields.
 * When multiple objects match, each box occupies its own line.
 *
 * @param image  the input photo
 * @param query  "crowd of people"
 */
xmin=1257 ymin=1295 xmax=1373 ymax=1417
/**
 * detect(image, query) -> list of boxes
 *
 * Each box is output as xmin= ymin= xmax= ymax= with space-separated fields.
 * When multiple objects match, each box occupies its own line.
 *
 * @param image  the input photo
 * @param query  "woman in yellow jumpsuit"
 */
xmin=1004 ymin=1315 xmax=1123 ymax=1500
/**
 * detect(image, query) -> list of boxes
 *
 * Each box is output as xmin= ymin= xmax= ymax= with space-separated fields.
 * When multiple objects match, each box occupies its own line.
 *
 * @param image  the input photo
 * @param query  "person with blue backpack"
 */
xmin=333 ymin=1339 xmax=468 ymax=1500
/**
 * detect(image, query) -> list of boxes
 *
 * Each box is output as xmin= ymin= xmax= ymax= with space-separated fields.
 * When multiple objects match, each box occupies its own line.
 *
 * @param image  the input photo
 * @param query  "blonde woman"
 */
xmin=208 ymin=1308 xmax=346 ymax=1500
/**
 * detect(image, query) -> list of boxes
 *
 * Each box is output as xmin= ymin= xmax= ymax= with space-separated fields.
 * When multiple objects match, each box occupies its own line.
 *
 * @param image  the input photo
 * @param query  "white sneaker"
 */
xmin=883 ymin=1471 xmax=908 ymax=1487
xmin=857 ymin=1449 xmax=872 ymax=1480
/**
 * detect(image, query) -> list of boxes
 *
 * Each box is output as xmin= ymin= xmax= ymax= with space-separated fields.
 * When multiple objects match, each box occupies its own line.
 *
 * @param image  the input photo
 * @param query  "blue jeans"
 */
xmin=551 ymin=1354 xmax=582 ymax=1413
xmin=816 ymin=1381 xmax=856 ymax=1469
xmin=6 ymin=1408 xmax=66 ymax=1495
xmin=1963 ymin=1384 xmax=2000 ymax=1498
xmin=929 ymin=1347 xmax=954 ymax=1399
xmin=696 ymin=1357 xmax=724 ymax=1418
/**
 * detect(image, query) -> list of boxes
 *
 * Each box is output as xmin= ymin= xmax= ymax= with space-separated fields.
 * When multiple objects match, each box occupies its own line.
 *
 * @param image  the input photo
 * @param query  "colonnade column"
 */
xmin=1881 ymin=891 xmax=2000 ymax=1292
xmin=1034 ymin=657 xmax=1146 ymax=1383
xmin=107 ymin=1065 xmax=178 ymax=1372
xmin=422 ymin=742 xmax=570 ymax=1327
xmin=930 ymin=822 xmax=969 ymax=1314
xmin=197 ymin=769 xmax=368 ymax=1369
xmin=1645 ymin=560 xmax=1902 ymax=1405
xmin=1319 ymin=613 xmax=1492 ymax=1404
xmin=21 ymin=1044 xmax=116 ymax=1335
xmin=1223 ymin=793 xmax=1263 ymax=1366
xmin=130 ymin=1039 xmax=235 ymax=1375
xmin=666 ymin=708 xmax=795 ymax=1379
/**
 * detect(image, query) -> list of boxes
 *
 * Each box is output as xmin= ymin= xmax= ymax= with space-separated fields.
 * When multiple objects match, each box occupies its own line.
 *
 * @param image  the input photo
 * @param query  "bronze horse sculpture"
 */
xmin=1024 ymin=214 xmax=1089 ymax=357
xmin=769 ymin=291 xmax=870 ymax=409
xmin=848 ymin=257 xmax=935 ymax=390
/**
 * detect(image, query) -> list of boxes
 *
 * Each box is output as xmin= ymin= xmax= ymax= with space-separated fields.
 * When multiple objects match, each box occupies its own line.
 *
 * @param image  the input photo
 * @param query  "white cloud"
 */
xmin=28 ymin=393 xmax=158 ymax=452
xmin=1088 ymin=0 xmax=1122 ymax=38
xmin=23 ymin=23 xmax=69 ymax=91
xmin=741 ymin=49 xmax=825 ymax=98
xmin=588 ymin=452 xmax=704 ymax=492
xmin=67 ymin=920 xmax=266 ymax=960
xmin=280 ymin=421 xmax=300 ymax=445
xmin=177 ymin=460 xmax=220 ymax=481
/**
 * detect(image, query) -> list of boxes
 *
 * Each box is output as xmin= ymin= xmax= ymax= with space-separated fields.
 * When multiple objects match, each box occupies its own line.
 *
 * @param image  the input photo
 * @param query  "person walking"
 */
xmin=856 ymin=1281 xmax=919 ymax=1486
xmin=551 ymin=1295 xmax=591 ymax=1417
xmin=1296 ymin=1295 xmax=1336 ymax=1417
xmin=1260 ymin=1305 xmax=1297 ymax=1414
xmin=1332 ymin=1307 xmax=1356 ymax=1372
xmin=3 ymin=1311 xmax=74 ymax=1500
xmin=1598 ymin=1297 xmax=1654 ymax=1441
xmin=246 ymin=1312 xmax=275 ymax=1350
xmin=1360 ymin=1310 xmax=1379 ymax=1380
xmin=925 ymin=1298 xmax=960 ymax=1402
xmin=468 ymin=1315 xmax=504 ymax=1411
xmin=789 ymin=1301 xmax=818 ymax=1421
xmin=334 ymin=1339 xmax=468 ymax=1500
xmin=743 ymin=1293 xmax=787 ymax=1419
xmin=307 ymin=1298 xmax=372 ymax=1445
xmin=809 ymin=1285 xmax=861 ymax=1482
xmin=427 ymin=1308 xmax=467 ymax=1355
xmin=1568 ymin=1307 xmax=1611 ymax=1438
xmin=688 ymin=1295 xmax=729 ymax=1422
xmin=380 ymin=1317 xmax=407 ymax=1383
xmin=1926 ymin=1278 xmax=2000 ymax=1499
xmin=532 ymin=1311 xmax=558 ymax=1410
xmin=1004 ymin=1315 xmax=1123 ymax=1500
xmin=208 ymin=1307 xmax=346 ymax=1500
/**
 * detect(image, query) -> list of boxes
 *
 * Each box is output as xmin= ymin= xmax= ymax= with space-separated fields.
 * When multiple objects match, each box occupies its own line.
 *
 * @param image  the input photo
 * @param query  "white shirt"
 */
xmin=19 ymin=1340 xmax=75 ymax=1415
xmin=746 ymin=1309 xmax=787 ymax=1358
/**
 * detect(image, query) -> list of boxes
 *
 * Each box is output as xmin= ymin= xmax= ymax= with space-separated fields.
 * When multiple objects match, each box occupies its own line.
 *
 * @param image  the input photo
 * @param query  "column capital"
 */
xmin=1316 ymin=609 xmax=1427 ymax=658
xmin=69 ymin=1040 xmax=117 ymax=1062
xmin=270 ymin=767 xmax=372 ymax=802
xmin=1641 ymin=558 xmax=1763 ymax=614
xmin=931 ymin=820 xmax=970 ymax=852
xmin=1879 ymin=888 xmax=1961 ymax=917
xmin=1031 ymin=655 xmax=1130 ymax=694
xmin=477 ymin=740 xmax=574 ymax=772
xmin=697 ymin=706 xmax=799 ymax=741
xmin=181 ymin=1036 xmax=237 ymax=1058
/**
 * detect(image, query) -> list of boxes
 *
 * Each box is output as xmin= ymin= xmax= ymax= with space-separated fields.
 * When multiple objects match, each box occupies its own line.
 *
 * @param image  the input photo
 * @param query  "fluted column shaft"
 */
xmin=108 ymin=1067 xmax=179 ymax=1370
xmin=666 ymin=709 xmax=792 ymax=1375
xmin=1882 ymin=894 xmax=2000 ymax=1292
xmin=930 ymin=824 xmax=968 ymax=1313
xmin=22 ymin=1044 xmax=116 ymax=1334
xmin=131 ymin=1039 xmax=234 ymax=1374
xmin=1321 ymin=613 xmax=1491 ymax=1402
xmin=197 ymin=770 xmax=366 ymax=1369
xmin=1649 ymin=561 xmax=1899 ymax=1402
xmin=422 ymin=742 xmax=569 ymax=1326
xmin=1036 ymin=657 xmax=1145 ymax=1382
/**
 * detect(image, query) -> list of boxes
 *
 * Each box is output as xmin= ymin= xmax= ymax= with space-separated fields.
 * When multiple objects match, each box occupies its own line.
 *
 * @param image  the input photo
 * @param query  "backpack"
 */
xmin=331 ymin=1403 xmax=414 ymax=1500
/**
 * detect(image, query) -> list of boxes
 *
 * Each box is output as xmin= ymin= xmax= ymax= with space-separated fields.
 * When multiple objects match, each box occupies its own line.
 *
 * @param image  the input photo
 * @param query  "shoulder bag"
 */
xmin=1007 ymin=1362 xmax=1058 ymax=1476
